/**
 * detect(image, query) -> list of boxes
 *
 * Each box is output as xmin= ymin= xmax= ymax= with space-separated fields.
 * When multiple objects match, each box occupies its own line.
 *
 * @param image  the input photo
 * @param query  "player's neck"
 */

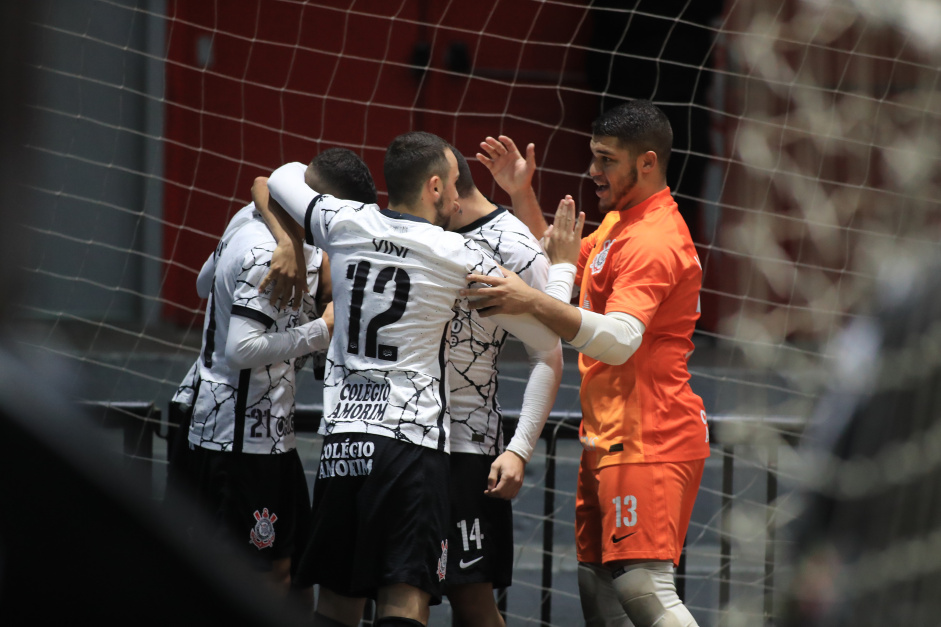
xmin=448 ymin=188 xmax=494 ymax=230
xmin=613 ymin=181 xmax=668 ymax=213
xmin=388 ymin=201 xmax=435 ymax=224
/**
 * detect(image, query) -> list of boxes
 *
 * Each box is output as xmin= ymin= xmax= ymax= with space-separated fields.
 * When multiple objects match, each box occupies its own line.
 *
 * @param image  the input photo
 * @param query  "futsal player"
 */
xmin=468 ymin=101 xmax=709 ymax=627
xmin=262 ymin=131 xmax=557 ymax=627
xmin=442 ymin=148 xmax=563 ymax=627
xmin=167 ymin=148 xmax=378 ymax=597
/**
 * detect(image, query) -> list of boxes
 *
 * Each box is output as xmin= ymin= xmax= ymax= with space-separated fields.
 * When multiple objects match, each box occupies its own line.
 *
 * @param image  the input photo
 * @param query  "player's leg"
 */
xmin=447 ymin=582 xmax=504 ymax=627
xmin=301 ymin=434 xmax=448 ymax=625
xmin=598 ymin=460 xmax=705 ymax=627
xmin=366 ymin=438 xmax=450 ymax=625
xmin=294 ymin=433 xmax=373 ymax=621
xmin=240 ymin=449 xmax=309 ymax=596
xmin=313 ymin=587 xmax=368 ymax=626
xmin=268 ymin=556 xmax=292 ymax=591
xmin=286 ymin=450 xmax=314 ymax=611
xmin=375 ymin=582 xmax=431 ymax=624
xmin=576 ymin=449 xmax=633 ymax=626
xmin=578 ymin=562 xmax=634 ymax=627
xmin=445 ymin=453 xmax=512 ymax=627
xmin=176 ymin=447 xmax=298 ymax=594
xmin=610 ymin=561 xmax=695 ymax=627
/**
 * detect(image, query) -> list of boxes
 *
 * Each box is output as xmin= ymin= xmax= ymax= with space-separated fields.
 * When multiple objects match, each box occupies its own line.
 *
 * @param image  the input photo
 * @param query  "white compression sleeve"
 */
xmin=490 ymin=311 xmax=559 ymax=353
xmin=505 ymin=340 xmax=563 ymax=462
xmin=569 ymin=310 xmax=646 ymax=366
xmin=266 ymin=162 xmax=314 ymax=227
xmin=544 ymin=262 xmax=577 ymax=303
xmin=225 ymin=315 xmax=330 ymax=370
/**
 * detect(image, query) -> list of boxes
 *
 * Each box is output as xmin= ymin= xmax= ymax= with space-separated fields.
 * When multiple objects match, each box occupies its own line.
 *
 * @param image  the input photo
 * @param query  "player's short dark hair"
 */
xmin=384 ymin=131 xmax=452 ymax=207
xmin=451 ymin=148 xmax=476 ymax=199
xmin=309 ymin=148 xmax=378 ymax=204
xmin=592 ymin=100 xmax=673 ymax=175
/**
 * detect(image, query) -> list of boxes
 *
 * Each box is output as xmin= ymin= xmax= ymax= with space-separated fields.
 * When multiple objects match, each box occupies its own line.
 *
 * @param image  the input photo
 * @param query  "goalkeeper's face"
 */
xmin=589 ymin=135 xmax=638 ymax=213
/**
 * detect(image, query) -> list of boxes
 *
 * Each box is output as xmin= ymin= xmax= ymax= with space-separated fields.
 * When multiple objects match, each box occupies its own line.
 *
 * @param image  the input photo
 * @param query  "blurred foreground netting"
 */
xmin=781 ymin=258 xmax=941 ymax=626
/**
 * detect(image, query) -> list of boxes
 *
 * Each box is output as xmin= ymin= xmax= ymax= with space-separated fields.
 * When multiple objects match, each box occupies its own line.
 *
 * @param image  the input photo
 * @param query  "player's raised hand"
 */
xmin=259 ymin=238 xmax=306 ymax=311
xmin=485 ymin=450 xmax=526 ymax=499
xmin=544 ymin=195 xmax=584 ymax=266
xmin=477 ymin=135 xmax=535 ymax=196
xmin=462 ymin=266 xmax=537 ymax=317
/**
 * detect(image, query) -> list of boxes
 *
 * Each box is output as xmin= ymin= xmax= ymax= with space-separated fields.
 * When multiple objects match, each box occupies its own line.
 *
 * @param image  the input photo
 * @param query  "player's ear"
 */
xmin=427 ymin=174 xmax=441 ymax=200
xmin=638 ymin=150 xmax=657 ymax=174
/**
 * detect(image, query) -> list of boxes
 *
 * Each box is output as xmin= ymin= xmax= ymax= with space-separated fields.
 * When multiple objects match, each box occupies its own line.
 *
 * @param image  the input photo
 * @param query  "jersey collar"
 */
xmin=617 ymin=187 xmax=673 ymax=219
xmin=379 ymin=208 xmax=432 ymax=224
xmin=453 ymin=204 xmax=506 ymax=234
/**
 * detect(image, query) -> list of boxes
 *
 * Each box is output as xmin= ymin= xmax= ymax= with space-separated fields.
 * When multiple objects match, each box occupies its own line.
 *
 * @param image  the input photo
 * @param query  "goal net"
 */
xmin=15 ymin=0 xmax=941 ymax=625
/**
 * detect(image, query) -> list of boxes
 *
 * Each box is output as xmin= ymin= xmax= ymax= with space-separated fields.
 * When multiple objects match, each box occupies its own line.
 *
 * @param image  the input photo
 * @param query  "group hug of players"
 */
xmin=167 ymin=100 xmax=709 ymax=627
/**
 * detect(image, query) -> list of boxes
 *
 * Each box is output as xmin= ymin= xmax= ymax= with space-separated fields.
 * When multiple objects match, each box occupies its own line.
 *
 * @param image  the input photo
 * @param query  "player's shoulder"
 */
xmin=425 ymin=227 xmax=490 ymax=265
xmin=490 ymin=207 xmax=541 ymax=240
xmin=477 ymin=208 xmax=546 ymax=274
xmin=319 ymin=197 xmax=380 ymax=222
xmin=220 ymin=218 xmax=276 ymax=267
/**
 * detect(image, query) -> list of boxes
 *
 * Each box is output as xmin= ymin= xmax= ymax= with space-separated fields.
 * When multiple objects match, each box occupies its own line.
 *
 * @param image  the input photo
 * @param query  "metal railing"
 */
xmin=86 ymin=401 xmax=804 ymax=626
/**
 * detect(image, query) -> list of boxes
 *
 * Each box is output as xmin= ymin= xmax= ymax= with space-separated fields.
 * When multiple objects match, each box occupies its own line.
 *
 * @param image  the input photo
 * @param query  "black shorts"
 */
xmin=165 ymin=401 xmax=193 ymax=490
xmin=168 ymin=445 xmax=311 ymax=569
xmin=294 ymin=433 xmax=450 ymax=603
xmin=445 ymin=453 xmax=514 ymax=589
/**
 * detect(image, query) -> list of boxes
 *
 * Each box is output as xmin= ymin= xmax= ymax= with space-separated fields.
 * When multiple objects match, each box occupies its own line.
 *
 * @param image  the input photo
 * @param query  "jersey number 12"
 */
xmin=346 ymin=260 xmax=411 ymax=361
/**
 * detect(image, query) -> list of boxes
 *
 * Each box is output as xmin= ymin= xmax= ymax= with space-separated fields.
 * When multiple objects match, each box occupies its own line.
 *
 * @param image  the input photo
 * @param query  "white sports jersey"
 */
xmin=269 ymin=164 xmax=517 ymax=453
xmin=449 ymin=206 xmax=550 ymax=455
xmin=183 ymin=207 xmax=323 ymax=454
xmin=172 ymin=359 xmax=200 ymax=408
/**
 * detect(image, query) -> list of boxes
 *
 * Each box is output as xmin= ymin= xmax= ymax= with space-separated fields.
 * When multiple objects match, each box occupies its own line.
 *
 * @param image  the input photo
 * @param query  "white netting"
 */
xmin=18 ymin=0 xmax=941 ymax=625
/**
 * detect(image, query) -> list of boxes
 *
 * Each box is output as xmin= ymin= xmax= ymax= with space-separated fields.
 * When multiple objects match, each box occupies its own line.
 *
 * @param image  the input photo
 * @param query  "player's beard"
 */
xmin=599 ymin=163 xmax=638 ymax=213
xmin=433 ymin=195 xmax=451 ymax=229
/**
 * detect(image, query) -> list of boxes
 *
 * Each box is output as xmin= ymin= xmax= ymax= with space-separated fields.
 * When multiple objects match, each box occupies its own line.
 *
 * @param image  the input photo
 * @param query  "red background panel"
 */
xmin=162 ymin=0 xmax=602 ymax=324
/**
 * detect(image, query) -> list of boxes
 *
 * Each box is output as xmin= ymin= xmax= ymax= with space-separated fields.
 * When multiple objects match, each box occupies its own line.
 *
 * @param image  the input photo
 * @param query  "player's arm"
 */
xmin=467 ymin=272 xmax=645 ymax=366
xmin=315 ymin=252 xmax=333 ymax=314
xmin=226 ymin=302 xmax=334 ymax=370
xmin=467 ymin=196 xmax=585 ymax=340
xmin=486 ymin=340 xmax=562 ymax=499
xmin=477 ymin=135 xmax=548 ymax=239
xmin=487 ymin=308 xmax=558 ymax=353
xmin=465 ymin=198 xmax=646 ymax=365
xmin=251 ymin=176 xmax=307 ymax=311
xmin=266 ymin=161 xmax=321 ymax=237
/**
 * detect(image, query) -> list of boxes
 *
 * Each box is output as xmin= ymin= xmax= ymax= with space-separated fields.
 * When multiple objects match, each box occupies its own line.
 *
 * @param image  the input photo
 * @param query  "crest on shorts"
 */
xmin=436 ymin=539 xmax=448 ymax=581
xmin=590 ymin=240 xmax=615 ymax=275
xmin=250 ymin=508 xmax=278 ymax=549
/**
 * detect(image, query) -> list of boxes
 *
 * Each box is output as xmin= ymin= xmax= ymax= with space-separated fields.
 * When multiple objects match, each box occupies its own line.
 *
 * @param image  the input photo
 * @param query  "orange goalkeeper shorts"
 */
xmin=575 ymin=452 xmax=704 ymax=566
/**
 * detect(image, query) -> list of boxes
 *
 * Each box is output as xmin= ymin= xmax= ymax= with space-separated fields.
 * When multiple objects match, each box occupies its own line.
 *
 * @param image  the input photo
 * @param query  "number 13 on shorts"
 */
xmin=612 ymin=495 xmax=637 ymax=528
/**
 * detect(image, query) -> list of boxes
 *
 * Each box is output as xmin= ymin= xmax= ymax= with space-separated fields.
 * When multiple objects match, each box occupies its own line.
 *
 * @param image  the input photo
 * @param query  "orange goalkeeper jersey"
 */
xmin=575 ymin=188 xmax=710 ymax=467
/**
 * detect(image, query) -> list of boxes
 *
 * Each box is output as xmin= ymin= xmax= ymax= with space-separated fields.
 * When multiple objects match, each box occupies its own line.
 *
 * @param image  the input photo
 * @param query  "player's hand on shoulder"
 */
xmin=544 ymin=195 xmax=584 ymax=265
xmin=476 ymin=135 xmax=535 ymax=196
xmin=485 ymin=450 xmax=526 ymax=500
xmin=462 ymin=267 xmax=534 ymax=317
xmin=260 ymin=239 xmax=306 ymax=310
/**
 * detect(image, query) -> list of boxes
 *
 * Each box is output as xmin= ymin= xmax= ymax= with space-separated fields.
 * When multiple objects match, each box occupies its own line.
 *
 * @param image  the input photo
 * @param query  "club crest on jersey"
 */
xmin=590 ymin=240 xmax=615 ymax=275
xmin=250 ymin=508 xmax=277 ymax=549
xmin=437 ymin=540 xmax=448 ymax=581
